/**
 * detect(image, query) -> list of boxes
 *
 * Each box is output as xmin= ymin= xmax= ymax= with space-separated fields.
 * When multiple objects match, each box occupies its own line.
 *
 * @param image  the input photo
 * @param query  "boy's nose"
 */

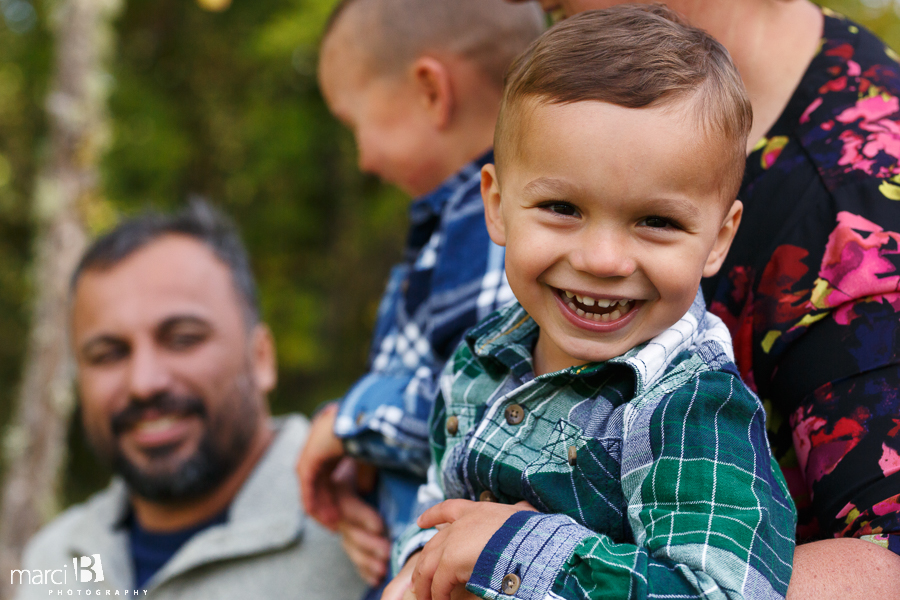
xmin=569 ymin=232 xmax=637 ymax=279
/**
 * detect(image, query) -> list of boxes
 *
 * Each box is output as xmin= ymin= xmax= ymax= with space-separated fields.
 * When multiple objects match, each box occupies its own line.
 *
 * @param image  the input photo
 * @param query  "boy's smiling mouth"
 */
xmin=555 ymin=288 xmax=637 ymax=323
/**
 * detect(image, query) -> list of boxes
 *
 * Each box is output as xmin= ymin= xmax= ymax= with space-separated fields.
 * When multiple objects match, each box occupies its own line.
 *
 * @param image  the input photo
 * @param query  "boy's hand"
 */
xmin=385 ymin=552 xmax=479 ymax=600
xmin=382 ymin=551 xmax=419 ymax=600
xmin=412 ymin=499 xmax=538 ymax=600
xmin=296 ymin=403 xmax=347 ymax=529
xmin=337 ymin=483 xmax=391 ymax=586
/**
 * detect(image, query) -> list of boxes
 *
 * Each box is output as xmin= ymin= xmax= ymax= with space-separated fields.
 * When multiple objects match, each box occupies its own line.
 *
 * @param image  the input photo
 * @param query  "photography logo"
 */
xmin=9 ymin=554 xmax=104 ymax=585
xmin=11 ymin=553 xmax=146 ymax=595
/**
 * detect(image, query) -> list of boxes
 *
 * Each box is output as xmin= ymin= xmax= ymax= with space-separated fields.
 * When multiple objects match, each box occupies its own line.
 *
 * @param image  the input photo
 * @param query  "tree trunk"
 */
xmin=0 ymin=0 xmax=120 ymax=597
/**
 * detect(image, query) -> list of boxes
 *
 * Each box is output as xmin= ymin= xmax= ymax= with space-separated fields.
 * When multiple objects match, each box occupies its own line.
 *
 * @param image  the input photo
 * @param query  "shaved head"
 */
xmin=323 ymin=0 xmax=545 ymax=85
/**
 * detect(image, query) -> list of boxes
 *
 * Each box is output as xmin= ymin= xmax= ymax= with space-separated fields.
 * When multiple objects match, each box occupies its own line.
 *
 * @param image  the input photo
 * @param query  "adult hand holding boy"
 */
xmin=297 ymin=403 xmax=345 ymax=528
xmin=384 ymin=500 xmax=537 ymax=600
xmin=297 ymin=404 xmax=391 ymax=585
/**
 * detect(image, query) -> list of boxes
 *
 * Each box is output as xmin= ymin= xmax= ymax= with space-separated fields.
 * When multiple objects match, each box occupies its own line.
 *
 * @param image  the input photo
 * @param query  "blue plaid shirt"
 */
xmin=334 ymin=150 xmax=514 ymax=540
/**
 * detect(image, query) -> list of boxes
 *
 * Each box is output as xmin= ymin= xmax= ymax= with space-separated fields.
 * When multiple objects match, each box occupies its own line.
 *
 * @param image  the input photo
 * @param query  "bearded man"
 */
xmin=14 ymin=203 xmax=365 ymax=599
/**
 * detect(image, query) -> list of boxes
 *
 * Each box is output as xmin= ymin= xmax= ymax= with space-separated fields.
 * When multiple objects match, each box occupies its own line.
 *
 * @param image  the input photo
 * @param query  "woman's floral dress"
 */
xmin=702 ymin=9 xmax=900 ymax=553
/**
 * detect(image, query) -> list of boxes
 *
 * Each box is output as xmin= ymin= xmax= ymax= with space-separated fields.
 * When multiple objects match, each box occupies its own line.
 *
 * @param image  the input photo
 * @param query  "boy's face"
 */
xmin=482 ymin=99 xmax=741 ymax=375
xmin=319 ymin=42 xmax=446 ymax=198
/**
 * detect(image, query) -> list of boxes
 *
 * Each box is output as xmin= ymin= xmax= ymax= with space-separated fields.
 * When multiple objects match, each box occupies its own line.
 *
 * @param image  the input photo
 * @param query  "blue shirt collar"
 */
xmin=408 ymin=149 xmax=494 ymax=227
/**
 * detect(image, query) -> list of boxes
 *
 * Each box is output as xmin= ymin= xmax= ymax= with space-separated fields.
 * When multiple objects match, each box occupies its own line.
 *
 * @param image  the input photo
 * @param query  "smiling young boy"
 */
xmin=387 ymin=6 xmax=796 ymax=600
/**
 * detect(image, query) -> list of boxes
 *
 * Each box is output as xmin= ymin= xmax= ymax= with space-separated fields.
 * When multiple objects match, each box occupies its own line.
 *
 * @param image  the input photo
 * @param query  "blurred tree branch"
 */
xmin=0 ymin=0 xmax=120 ymax=596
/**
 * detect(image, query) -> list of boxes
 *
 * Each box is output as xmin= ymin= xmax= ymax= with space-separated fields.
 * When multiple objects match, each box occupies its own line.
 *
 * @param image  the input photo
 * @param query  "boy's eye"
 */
xmin=540 ymin=202 xmax=579 ymax=217
xmin=640 ymin=216 xmax=673 ymax=229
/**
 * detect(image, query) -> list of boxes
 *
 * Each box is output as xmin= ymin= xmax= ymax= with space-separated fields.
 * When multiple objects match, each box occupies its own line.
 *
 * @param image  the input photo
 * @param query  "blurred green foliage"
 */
xmin=0 ymin=0 xmax=898 ymax=506
xmin=1 ymin=0 xmax=409 ymax=504
xmin=824 ymin=0 xmax=900 ymax=43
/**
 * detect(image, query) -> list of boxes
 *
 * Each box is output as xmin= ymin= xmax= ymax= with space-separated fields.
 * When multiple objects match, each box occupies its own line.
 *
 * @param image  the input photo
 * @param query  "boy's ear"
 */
xmin=481 ymin=164 xmax=507 ymax=247
xmin=411 ymin=56 xmax=454 ymax=130
xmin=703 ymin=200 xmax=742 ymax=277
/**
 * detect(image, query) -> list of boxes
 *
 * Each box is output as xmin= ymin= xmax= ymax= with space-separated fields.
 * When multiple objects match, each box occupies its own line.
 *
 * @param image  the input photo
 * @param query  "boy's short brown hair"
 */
xmin=495 ymin=4 xmax=752 ymax=200
xmin=323 ymin=0 xmax=545 ymax=86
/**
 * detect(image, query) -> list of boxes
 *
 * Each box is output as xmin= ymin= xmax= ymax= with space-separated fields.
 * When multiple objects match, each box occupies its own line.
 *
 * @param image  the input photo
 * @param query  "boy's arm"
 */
xmin=297 ymin=408 xmax=391 ymax=584
xmin=392 ymin=464 xmax=448 ymax=572
xmin=333 ymin=369 xmax=435 ymax=474
xmin=392 ymin=372 xmax=456 ymax=574
xmin=463 ymin=369 xmax=796 ymax=600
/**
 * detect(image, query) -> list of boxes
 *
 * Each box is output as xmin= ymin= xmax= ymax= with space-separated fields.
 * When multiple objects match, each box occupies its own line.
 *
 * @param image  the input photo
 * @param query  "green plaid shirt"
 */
xmin=394 ymin=293 xmax=796 ymax=600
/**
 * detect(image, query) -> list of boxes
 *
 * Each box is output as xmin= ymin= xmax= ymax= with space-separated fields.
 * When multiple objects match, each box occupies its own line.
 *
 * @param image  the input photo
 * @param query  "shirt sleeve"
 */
xmin=466 ymin=370 xmax=797 ymax=600
xmin=390 ymin=462 xmax=444 ymax=574
xmin=331 ymin=260 xmax=434 ymax=475
xmin=334 ymin=369 xmax=435 ymax=476
xmin=390 ymin=372 xmax=454 ymax=574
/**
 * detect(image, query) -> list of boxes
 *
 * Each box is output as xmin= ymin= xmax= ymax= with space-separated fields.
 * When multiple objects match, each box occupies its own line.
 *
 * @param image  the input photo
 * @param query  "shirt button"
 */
xmin=501 ymin=573 xmax=521 ymax=595
xmin=479 ymin=490 xmax=498 ymax=502
xmin=504 ymin=404 xmax=524 ymax=425
xmin=568 ymin=446 xmax=578 ymax=466
xmin=446 ymin=416 xmax=459 ymax=435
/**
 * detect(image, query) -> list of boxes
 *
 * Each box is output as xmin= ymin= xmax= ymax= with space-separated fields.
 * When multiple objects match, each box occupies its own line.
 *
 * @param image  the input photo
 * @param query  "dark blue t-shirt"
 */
xmin=128 ymin=509 xmax=229 ymax=588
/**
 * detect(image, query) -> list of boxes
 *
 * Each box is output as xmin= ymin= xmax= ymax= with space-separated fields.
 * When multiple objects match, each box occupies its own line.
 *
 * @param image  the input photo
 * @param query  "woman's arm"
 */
xmin=787 ymin=538 xmax=900 ymax=599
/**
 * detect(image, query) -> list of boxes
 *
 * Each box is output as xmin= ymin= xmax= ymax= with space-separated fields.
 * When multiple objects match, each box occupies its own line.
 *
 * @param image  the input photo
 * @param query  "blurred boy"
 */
xmin=387 ymin=6 xmax=796 ymax=600
xmin=297 ymin=0 xmax=545 ymax=589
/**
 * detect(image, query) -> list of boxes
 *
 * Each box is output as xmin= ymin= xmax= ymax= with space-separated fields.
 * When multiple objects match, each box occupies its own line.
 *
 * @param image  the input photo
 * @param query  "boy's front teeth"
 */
xmin=562 ymin=289 xmax=634 ymax=320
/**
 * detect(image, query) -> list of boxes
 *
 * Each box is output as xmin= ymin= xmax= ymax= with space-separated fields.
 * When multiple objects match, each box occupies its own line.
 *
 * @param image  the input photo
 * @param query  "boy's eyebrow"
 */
xmin=522 ymin=177 xmax=574 ymax=198
xmin=640 ymin=197 xmax=703 ymax=221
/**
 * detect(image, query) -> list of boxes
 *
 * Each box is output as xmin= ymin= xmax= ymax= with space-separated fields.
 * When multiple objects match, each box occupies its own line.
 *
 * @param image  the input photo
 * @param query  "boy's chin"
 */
xmin=534 ymin=337 xmax=622 ymax=375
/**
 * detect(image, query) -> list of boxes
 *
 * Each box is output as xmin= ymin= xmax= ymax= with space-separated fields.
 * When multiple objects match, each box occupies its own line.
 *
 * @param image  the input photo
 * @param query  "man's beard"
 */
xmin=94 ymin=384 xmax=259 ymax=504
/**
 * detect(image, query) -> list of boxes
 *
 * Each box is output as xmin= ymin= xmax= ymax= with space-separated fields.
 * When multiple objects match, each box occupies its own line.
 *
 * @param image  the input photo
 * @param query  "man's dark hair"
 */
xmin=71 ymin=200 xmax=260 ymax=326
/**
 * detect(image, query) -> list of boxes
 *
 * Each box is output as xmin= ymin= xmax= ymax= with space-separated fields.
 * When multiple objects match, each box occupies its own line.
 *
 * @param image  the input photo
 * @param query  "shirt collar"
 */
xmin=468 ymin=290 xmax=732 ymax=395
xmin=408 ymin=149 xmax=494 ymax=227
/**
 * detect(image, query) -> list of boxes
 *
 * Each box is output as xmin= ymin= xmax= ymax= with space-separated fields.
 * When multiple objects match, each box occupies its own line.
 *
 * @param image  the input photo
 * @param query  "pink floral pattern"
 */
xmin=703 ymin=11 xmax=900 ymax=545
